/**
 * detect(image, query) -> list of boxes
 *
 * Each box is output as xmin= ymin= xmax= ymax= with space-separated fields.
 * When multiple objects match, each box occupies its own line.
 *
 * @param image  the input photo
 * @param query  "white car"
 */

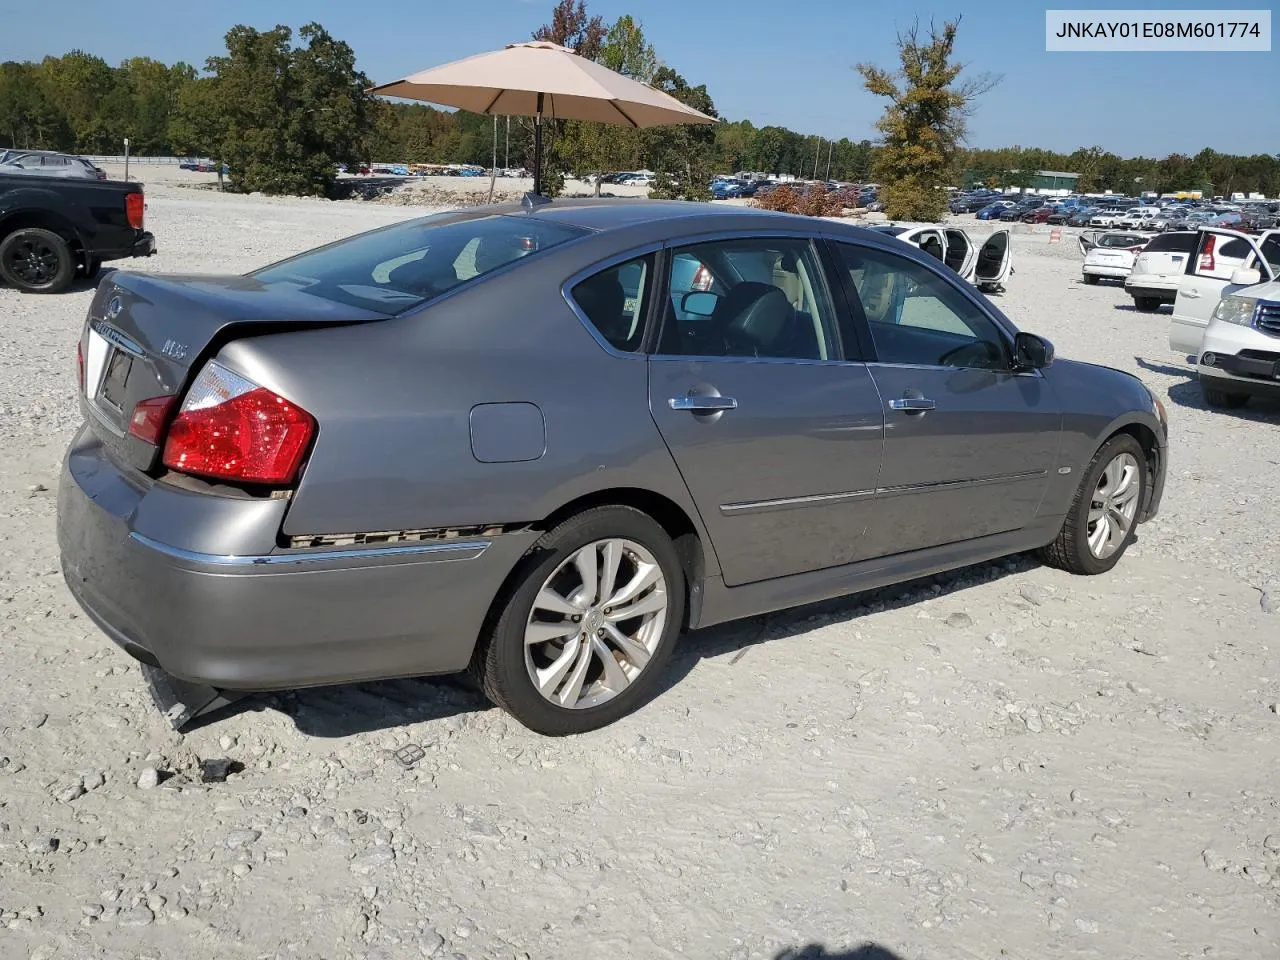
xmin=1088 ymin=210 xmax=1125 ymax=227
xmin=1125 ymin=232 xmax=1197 ymax=311
xmin=868 ymin=224 xmax=1013 ymax=292
xmin=1114 ymin=208 xmax=1161 ymax=230
xmin=1168 ymin=228 xmax=1280 ymax=408
xmin=1081 ymin=232 xmax=1152 ymax=284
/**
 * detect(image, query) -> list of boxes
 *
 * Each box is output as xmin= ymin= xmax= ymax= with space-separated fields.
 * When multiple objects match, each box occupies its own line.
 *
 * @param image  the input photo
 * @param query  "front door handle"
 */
xmin=888 ymin=397 xmax=937 ymax=412
xmin=1182 ymin=289 xmax=1201 ymax=299
xmin=670 ymin=395 xmax=738 ymax=412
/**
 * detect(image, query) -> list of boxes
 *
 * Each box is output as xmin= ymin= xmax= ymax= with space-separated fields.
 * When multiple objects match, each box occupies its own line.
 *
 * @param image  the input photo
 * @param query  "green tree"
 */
xmin=196 ymin=22 xmax=372 ymax=195
xmin=646 ymin=66 xmax=718 ymax=200
xmin=856 ymin=18 xmax=998 ymax=220
xmin=531 ymin=0 xmax=608 ymax=196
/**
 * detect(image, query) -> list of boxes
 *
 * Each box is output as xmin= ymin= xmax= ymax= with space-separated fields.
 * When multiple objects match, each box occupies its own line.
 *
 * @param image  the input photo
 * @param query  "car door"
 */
xmin=973 ymin=229 xmax=1013 ymax=286
xmin=828 ymin=240 xmax=1060 ymax=556
xmin=648 ymin=234 xmax=886 ymax=586
xmin=1170 ymin=229 xmax=1279 ymax=355
xmin=944 ymin=228 xmax=975 ymax=278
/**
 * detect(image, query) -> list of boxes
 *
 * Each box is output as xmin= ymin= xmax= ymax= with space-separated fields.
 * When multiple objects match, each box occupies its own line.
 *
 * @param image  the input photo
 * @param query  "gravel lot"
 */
xmin=1 ymin=170 xmax=1278 ymax=960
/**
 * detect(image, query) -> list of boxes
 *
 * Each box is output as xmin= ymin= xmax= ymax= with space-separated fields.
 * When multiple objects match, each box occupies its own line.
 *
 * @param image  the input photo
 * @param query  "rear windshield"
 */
xmin=1142 ymin=233 xmax=1197 ymax=253
xmin=1098 ymin=233 xmax=1147 ymax=248
xmin=251 ymin=214 xmax=587 ymax=314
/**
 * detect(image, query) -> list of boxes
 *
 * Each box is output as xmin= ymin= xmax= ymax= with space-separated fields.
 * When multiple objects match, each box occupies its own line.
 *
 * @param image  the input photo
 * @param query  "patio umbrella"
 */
xmin=369 ymin=41 xmax=717 ymax=195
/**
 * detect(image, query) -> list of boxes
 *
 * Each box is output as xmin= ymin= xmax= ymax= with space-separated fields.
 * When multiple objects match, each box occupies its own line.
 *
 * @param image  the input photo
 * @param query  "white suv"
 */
xmin=1126 ymin=232 xmax=1197 ymax=311
xmin=1168 ymin=228 xmax=1280 ymax=409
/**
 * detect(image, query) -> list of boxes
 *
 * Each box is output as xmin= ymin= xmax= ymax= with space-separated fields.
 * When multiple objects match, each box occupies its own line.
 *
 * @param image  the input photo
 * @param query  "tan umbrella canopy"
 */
xmin=370 ymin=41 xmax=717 ymax=195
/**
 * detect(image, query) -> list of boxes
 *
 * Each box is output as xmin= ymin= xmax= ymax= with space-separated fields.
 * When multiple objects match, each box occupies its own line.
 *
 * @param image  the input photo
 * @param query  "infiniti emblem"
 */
xmin=105 ymin=296 xmax=122 ymax=319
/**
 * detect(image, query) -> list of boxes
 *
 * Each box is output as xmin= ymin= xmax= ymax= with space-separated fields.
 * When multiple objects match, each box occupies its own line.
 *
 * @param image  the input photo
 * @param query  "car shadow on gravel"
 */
xmin=1135 ymin=356 xmax=1280 ymax=419
xmin=661 ymin=553 xmax=1038 ymax=691
xmin=201 ymin=552 xmax=1038 ymax=737
xmin=776 ymin=944 xmax=904 ymax=960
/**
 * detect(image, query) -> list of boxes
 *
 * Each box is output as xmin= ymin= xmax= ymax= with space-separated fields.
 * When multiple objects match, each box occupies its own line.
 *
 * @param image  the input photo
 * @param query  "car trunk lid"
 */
xmin=79 ymin=272 xmax=390 ymax=473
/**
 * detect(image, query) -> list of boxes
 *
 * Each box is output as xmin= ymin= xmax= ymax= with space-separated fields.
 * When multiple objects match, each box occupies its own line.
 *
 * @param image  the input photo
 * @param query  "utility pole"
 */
xmin=824 ymin=139 xmax=833 ymax=181
xmin=488 ymin=115 xmax=497 ymax=203
xmin=812 ymin=137 xmax=821 ymax=179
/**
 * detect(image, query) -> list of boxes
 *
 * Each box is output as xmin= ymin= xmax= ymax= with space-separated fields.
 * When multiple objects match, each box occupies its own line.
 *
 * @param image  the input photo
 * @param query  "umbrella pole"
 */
xmin=533 ymin=93 xmax=544 ymax=196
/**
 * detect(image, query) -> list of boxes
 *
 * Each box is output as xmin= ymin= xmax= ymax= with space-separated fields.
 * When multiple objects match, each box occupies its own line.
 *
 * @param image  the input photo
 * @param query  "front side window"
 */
xmin=252 ymin=214 xmax=586 ymax=314
xmin=657 ymin=237 xmax=839 ymax=361
xmin=570 ymin=254 xmax=655 ymax=353
xmin=834 ymin=243 xmax=1010 ymax=371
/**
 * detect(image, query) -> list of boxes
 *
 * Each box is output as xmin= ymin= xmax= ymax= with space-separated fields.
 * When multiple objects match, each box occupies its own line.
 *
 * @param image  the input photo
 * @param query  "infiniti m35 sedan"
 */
xmin=58 ymin=199 xmax=1167 ymax=735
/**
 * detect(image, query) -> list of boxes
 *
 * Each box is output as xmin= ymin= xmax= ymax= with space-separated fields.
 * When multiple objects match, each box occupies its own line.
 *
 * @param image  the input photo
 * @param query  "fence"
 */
xmin=81 ymin=155 xmax=195 ymax=165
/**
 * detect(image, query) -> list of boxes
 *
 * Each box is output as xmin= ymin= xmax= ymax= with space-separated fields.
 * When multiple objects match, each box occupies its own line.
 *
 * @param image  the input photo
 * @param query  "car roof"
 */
xmin=466 ymin=197 xmax=811 ymax=232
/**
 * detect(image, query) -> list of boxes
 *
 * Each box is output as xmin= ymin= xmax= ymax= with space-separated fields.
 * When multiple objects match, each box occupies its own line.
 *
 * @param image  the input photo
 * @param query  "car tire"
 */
xmin=473 ymin=505 xmax=686 ymax=736
xmin=0 ymin=227 xmax=76 ymax=294
xmin=1039 ymin=434 xmax=1147 ymax=576
xmin=1082 ymin=274 xmax=1099 ymax=285
xmin=1202 ymin=385 xmax=1249 ymax=409
xmin=1133 ymin=296 xmax=1160 ymax=312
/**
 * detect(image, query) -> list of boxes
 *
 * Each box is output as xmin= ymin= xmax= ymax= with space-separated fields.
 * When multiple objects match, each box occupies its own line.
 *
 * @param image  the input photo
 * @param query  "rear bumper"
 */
xmin=1124 ymin=278 xmax=1179 ymax=303
xmin=1083 ymin=264 xmax=1130 ymax=279
xmin=96 ymin=231 xmax=156 ymax=264
xmin=57 ymin=424 xmax=534 ymax=691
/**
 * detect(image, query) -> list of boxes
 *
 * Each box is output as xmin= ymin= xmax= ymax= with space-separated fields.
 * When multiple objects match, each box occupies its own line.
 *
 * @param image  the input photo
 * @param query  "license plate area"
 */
xmin=98 ymin=348 xmax=133 ymax=411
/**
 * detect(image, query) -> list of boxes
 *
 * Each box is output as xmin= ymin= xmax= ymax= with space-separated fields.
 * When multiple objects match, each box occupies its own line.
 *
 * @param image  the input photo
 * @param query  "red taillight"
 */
xmin=162 ymin=362 xmax=314 ymax=485
xmin=692 ymin=265 xmax=714 ymax=292
xmin=125 ymin=192 xmax=145 ymax=231
xmin=76 ymin=341 xmax=84 ymax=393
xmin=128 ymin=395 xmax=177 ymax=445
xmin=1198 ymin=234 xmax=1215 ymax=272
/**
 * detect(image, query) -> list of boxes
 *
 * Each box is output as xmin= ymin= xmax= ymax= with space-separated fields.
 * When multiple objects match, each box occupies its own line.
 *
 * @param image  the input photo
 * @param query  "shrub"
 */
xmin=751 ymin=184 xmax=860 ymax=217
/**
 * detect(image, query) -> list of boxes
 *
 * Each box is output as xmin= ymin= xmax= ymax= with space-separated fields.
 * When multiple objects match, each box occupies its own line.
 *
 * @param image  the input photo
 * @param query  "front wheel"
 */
xmin=1039 ymin=434 xmax=1147 ymax=575
xmin=474 ymin=506 xmax=685 ymax=736
xmin=1133 ymin=296 xmax=1160 ymax=312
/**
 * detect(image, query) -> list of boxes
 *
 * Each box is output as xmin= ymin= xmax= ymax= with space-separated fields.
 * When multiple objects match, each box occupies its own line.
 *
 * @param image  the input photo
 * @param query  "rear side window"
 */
xmin=570 ymin=254 xmax=655 ymax=353
xmin=252 ymin=214 xmax=586 ymax=314
xmin=1219 ymin=238 xmax=1251 ymax=260
xmin=1142 ymin=233 xmax=1196 ymax=253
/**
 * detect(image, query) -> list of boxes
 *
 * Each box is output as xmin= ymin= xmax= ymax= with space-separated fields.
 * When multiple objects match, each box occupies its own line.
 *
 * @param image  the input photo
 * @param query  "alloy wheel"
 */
xmin=523 ymin=538 xmax=669 ymax=710
xmin=1086 ymin=452 xmax=1141 ymax=559
xmin=8 ymin=237 xmax=60 ymax=286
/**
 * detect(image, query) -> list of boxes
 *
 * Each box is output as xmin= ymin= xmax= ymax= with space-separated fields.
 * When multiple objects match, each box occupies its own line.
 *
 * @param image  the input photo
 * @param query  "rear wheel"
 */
xmin=474 ymin=506 xmax=685 ymax=736
xmin=0 ymin=227 xmax=75 ymax=293
xmin=1040 ymin=434 xmax=1147 ymax=576
xmin=1082 ymin=273 xmax=1100 ymax=285
xmin=1133 ymin=296 xmax=1160 ymax=312
xmin=1202 ymin=384 xmax=1249 ymax=409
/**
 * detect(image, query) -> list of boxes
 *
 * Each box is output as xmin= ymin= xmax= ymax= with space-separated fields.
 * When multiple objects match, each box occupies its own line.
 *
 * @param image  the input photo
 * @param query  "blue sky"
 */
xmin=1 ymin=0 xmax=1274 ymax=156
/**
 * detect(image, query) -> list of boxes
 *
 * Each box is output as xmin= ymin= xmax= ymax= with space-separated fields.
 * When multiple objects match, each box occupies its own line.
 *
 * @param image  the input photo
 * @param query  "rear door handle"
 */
xmin=888 ymin=397 xmax=937 ymax=412
xmin=669 ymin=395 xmax=738 ymax=412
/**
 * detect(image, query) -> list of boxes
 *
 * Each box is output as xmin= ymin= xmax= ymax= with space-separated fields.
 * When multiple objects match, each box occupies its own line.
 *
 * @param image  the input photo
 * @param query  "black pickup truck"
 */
xmin=0 ymin=171 xmax=156 ymax=293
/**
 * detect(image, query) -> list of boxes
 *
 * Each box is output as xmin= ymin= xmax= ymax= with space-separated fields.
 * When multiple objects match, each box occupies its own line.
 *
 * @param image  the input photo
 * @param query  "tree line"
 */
xmin=2 ymin=2 xmax=1277 ymax=203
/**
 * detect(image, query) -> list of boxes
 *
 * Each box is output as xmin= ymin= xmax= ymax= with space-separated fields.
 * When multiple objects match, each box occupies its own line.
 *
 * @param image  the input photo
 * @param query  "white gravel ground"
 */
xmin=1 ymin=171 xmax=1278 ymax=960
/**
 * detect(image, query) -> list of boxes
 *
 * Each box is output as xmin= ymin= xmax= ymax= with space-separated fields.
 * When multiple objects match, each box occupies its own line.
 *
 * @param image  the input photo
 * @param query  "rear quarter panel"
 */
xmin=1038 ymin=358 xmax=1165 ymax=517
xmin=216 ymin=233 xmax=712 ymax=561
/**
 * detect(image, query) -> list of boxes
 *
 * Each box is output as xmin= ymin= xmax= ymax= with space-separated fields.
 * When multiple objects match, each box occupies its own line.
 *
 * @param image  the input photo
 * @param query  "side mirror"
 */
xmin=1013 ymin=332 xmax=1054 ymax=371
xmin=680 ymin=290 xmax=718 ymax=318
xmin=1230 ymin=266 xmax=1262 ymax=286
